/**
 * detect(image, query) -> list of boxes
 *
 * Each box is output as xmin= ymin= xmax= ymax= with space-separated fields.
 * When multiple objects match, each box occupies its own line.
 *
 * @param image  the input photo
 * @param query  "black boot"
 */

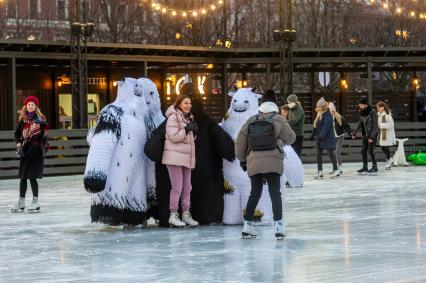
xmin=367 ymin=165 xmax=378 ymax=176
xmin=357 ymin=165 xmax=368 ymax=174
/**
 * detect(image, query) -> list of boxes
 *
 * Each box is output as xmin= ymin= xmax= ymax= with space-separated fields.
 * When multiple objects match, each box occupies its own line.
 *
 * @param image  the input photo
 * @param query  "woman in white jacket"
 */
xmin=376 ymin=101 xmax=396 ymax=170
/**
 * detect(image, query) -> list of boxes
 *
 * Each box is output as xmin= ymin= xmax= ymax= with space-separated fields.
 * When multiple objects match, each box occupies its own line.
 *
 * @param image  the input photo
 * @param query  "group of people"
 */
xmin=11 ymin=79 xmax=396 ymax=240
xmin=310 ymin=96 xmax=396 ymax=179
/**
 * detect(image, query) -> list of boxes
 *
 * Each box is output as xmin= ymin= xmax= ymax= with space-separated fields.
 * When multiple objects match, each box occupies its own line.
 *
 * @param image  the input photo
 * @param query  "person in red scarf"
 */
xmin=12 ymin=96 xmax=49 ymax=213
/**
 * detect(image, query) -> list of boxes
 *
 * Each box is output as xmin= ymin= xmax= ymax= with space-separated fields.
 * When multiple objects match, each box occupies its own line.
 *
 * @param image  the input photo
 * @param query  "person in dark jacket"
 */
xmin=12 ymin=96 xmax=48 ymax=213
xmin=352 ymin=96 xmax=379 ymax=175
xmin=311 ymin=98 xmax=339 ymax=179
xmin=236 ymin=91 xmax=296 ymax=239
xmin=328 ymin=102 xmax=353 ymax=174
xmin=286 ymin=94 xmax=305 ymax=157
xmin=154 ymin=83 xmax=235 ymax=227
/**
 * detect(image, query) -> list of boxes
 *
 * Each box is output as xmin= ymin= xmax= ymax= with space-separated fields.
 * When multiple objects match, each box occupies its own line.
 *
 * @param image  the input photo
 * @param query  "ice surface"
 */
xmin=0 ymin=163 xmax=426 ymax=283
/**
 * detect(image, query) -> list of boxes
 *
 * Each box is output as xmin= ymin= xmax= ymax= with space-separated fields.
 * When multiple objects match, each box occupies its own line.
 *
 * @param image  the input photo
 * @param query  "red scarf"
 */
xmin=22 ymin=112 xmax=41 ymax=143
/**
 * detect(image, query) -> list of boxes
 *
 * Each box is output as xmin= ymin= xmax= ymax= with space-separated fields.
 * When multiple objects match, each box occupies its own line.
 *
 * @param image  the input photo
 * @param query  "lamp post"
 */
xmin=70 ymin=0 xmax=94 ymax=129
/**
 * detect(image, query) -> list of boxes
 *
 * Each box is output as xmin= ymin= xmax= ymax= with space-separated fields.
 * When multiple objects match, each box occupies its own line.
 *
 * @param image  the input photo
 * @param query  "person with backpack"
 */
xmin=311 ymin=98 xmax=340 ymax=179
xmin=235 ymin=90 xmax=296 ymax=240
xmin=352 ymin=97 xmax=379 ymax=175
xmin=162 ymin=95 xmax=199 ymax=227
xmin=328 ymin=102 xmax=353 ymax=175
xmin=12 ymin=96 xmax=48 ymax=213
xmin=376 ymin=101 xmax=396 ymax=170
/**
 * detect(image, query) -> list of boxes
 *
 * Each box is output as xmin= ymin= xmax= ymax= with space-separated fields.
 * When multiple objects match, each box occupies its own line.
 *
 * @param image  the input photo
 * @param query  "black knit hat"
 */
xmin=358 ymin=96 xmax=369 ymax=105
xmin=262 ymin=89 xmax=277 ymax=104
xmin=180 ymin=83 xmax=199 ymax=99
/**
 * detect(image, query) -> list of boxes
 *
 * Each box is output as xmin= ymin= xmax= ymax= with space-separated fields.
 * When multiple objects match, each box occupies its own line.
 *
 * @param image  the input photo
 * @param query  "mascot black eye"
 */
xmin=150 ymin=91 xmax=154 ymax=96
xmin=234 ymin=99 xmax=237 ymax=103
xmin=244 ymin=100 xmax=249 ymax=104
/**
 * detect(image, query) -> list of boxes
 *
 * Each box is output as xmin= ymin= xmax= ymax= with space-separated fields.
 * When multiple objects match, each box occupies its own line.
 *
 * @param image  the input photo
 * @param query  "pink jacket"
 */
xmin=162 ymin=105 xmax=196 ymax=169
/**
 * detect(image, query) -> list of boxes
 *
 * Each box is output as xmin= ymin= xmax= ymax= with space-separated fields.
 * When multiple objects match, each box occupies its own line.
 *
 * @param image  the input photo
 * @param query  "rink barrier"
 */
xmin=0 ymin=123 xmax=425 ymax=179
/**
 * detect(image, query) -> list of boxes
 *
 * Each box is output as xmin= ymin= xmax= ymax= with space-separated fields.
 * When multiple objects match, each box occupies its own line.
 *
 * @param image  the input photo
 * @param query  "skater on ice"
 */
xmin=83 ymin=78 xmax=150 ymax=227
xmin=12 ymin=96 xmax=49 ymax=213
xmin=311 ymin=98 xmax=340 ymax=179
xmin=286 ymin=94 xmax=305 ymax=157
xmin=352 ymin=96 xmax=379 ymax=175
xmin=376 ymin=101 xmax=396 ymax=170
xmin=328 ymin=102 xmax=353 ymax=175
xmin=162 ymin=95 xmax=199 ymax=228
xmin=235 ymin=90 xmax=295 ymax=239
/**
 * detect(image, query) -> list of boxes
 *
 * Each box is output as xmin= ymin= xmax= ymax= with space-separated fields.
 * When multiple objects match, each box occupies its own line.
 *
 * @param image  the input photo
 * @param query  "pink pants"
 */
xmin=166 ymin=165 xmax=192 ymax=213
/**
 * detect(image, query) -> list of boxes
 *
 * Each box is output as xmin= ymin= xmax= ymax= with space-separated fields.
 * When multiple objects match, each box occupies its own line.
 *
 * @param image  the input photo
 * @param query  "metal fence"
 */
xmin=1 ymin=123 xmax=425 ymax=179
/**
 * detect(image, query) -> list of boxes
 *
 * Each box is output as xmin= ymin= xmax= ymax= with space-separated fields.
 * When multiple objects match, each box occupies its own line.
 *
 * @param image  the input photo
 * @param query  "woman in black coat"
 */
xmin=13 ymin=96 xmax=48 ymax=213
xmin=153 ymin=84 xmax=235 ymax=227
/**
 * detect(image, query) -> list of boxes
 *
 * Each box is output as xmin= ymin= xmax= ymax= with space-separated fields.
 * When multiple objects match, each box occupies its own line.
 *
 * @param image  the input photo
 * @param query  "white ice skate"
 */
xmin=330 ymin=170 xmax=341 ymax=179
xmin=11 ymin=197 xmax=25 ymax=213
xmin=274 ymin=220 xmax=286 ymax=240
xmin=145 ymin=217 xmax=159 ymax=228
xmin=241 ymin=221 xmax=257 ymax=239
xmin=182 ymin=212 xmax=199 ymax=227
xmin=169 ymin=213 xmax=186 ymax=228
xmin=385 ymin=159 xmax=392 ymax=170
xmin=314 ymin=171 xmax=324 ymax=179
xmin=338 ymin=164 xmax=343 ymax=175
xmin=27 ymin=197 xmax=40 ymax=213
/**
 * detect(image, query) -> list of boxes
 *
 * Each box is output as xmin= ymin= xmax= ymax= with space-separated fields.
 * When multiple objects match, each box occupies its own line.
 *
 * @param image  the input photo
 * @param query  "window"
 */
xmin=29 ymin=0 xmax=40 ymax=19
xmin=57 ymin=0 xmax=67 ymax=20
xmin=7 ymin=0 xmax=17 ymax=18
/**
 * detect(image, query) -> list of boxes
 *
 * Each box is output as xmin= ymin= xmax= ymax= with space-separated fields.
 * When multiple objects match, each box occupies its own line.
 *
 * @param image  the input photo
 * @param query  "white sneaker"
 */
xmin=182 ymin=211 xmax=199 ymax=227
xmin=314 ymin=171 xmax=324 ymax=179
xmin=27 ymin=197 xmax=40 ymax=212
xmin=169 ymin=213 xmax=186 ymax=228
xmin=385 ymin=159 xmax=392 ymax=170
xmin=241 ymin=221 xmax=257 ymax=238
xmin=11 ymin=197 xmax=25 ymax=213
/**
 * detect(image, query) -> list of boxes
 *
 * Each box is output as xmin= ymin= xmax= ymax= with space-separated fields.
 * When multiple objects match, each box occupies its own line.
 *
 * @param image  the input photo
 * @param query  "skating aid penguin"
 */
xmin=84 ymin=78 xmax=150 ymax=226
xmin=221 ymin=88 xmax=304 ymax=225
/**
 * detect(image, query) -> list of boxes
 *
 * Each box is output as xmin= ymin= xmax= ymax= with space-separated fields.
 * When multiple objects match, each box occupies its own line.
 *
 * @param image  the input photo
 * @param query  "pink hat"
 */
xmin=24 ymin=96 xmax=39 ymax=106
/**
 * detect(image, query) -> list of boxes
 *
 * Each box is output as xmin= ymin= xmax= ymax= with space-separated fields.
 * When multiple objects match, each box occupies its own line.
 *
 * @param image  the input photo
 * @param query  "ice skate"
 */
xmin=357 ymin=166 xmax=368 ymax=175
xmin=11 ymin=197 xmax=25 ymax=213
xmin=27 ymin=197 xmax=40 ymax=213
xmin=367 ymin=166 xmax=378 ymax=176
xmin=338 ymin=164 xmax=343 ymax=175
xmin=330 ymin=170 xmax=341 ymax=179
xmin=274 ymin=220 xmax=286 ymax=240
xmin=169 ymin=212 xmax=186 ymax=228
xmin=314 ymin=171 xmax=324 ymax=179
xmin=145 ymin=217 xmax=159 ymax=228
xmin=241 ymin=221 xmax=257 ymax=239
xmin=182 ymin=211 xmax=199 ymax=227
xmin=385 ymin=159 xmax=392 ymax=170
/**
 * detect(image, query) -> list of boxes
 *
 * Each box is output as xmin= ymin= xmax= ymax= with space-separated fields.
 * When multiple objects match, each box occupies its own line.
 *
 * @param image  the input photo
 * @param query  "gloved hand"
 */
xmin=185 ymin=122 xmax=194 ymax=134
xmin=240 ymin=161 xmax=247 ymax=172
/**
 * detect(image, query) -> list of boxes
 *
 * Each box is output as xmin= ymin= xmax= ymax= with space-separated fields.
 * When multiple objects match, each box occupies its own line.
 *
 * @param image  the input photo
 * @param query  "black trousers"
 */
xmin=291 ymin=136 xmax=304 ymax=157
xmin=361 ymin=137 xmax=377 ymax=167
xmin=381 ymin=146 xmax=391 ymax=160
xmin=316 ymin=146 xmax=338 ymax=171
xmin=20 ymin=179 xmax=38 ymax=198
xmin=244 ymin=173 xmax=282 ymax=222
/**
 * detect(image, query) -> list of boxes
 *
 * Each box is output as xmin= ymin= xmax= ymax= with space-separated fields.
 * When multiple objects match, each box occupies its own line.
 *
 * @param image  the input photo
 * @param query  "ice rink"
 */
xmin=0 ymin=163 xmax=425 ymax=283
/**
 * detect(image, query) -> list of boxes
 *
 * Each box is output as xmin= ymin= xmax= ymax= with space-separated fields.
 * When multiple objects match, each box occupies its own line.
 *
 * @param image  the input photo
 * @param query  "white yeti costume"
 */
xmin=221 ymin=88 xmax=304 ymax=225
xmin=137 ymin=78 xmax=166 ymax=202
xmin=84 ymin=78 xmax=150 ymax=226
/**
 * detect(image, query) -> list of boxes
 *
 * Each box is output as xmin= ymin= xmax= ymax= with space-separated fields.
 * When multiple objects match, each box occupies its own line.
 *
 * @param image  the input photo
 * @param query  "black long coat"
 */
xmin=154 ymin=101 xmax=235 ymax=227
xmin=15 ymin=118 xmax=48 ymax=179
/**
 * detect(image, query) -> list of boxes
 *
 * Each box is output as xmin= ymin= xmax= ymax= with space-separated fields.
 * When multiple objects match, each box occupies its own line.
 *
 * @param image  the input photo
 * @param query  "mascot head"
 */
xmin=226 ymin=88 xmax=261 ymax=121
xmin=136 ymin=78 xmax=162 ymax=116
xmin=115 ymin=78 xmax=148 ymax=116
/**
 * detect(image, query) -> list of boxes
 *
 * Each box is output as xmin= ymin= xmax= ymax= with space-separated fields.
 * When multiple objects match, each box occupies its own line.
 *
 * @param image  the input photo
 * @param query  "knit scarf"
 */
xmin=381 ymin=114 xmax=387 ymax=141
xmin=22 ymin=112 xmax=41 ymax=143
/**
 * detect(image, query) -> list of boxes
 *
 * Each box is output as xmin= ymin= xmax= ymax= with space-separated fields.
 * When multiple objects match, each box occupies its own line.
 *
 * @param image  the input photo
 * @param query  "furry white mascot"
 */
xmin=84 ymin=78 xmax=149 ymax=226
xmin=221 ymin=88 xmax=304 ymax=225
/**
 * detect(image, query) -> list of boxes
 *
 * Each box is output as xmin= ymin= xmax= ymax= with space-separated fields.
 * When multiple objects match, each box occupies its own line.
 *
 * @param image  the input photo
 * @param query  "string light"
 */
xmin=147 ymin=0 xmax=224 ymax=19
xmin=362 ymin=0 xmax=426 ymax=21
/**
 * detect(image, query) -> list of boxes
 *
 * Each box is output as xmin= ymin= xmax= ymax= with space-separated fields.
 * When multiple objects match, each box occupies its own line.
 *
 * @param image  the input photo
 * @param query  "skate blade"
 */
xmin=276 ymin=235 xmax=285 ymax=240
xmin=27 ymin=208 xmax=40 ymax=213
xmin=241 ymin=233 xmax=257 ymax=239
xmin=11 ymin=208 xmax=25 ymax=213
xmin=313 ymin=176 xmax=323 ymax=180
xmin=169 ymin=224 xmax=186 ymax=228
xmin=105 ymin=225 xmax=124 ymax=230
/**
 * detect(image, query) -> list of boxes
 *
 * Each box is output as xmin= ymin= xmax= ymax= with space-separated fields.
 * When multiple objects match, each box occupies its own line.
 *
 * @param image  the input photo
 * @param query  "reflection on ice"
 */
xmin=0 ymin=164 xmax=426 ymax=282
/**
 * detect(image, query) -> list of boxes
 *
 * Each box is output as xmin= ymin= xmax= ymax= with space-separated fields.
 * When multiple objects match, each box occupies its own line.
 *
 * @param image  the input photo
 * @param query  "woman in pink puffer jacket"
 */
xmin=162 ymin=95 xmax=198 ymax=227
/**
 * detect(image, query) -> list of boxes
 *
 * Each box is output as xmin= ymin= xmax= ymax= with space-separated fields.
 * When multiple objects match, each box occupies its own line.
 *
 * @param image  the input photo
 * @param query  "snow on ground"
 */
xmin=0 ymin=163 xmax=425 ymax=283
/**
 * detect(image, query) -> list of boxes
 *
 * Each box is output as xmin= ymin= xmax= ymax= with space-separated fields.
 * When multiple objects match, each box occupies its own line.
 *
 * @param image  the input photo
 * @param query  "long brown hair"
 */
xmin=19 ymin=105 xmax=46 ymax=121
xmin=174 ymin=95 xmax=192 ymax=113
xmin=376 ymin=101 xmax=390 ymax=115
